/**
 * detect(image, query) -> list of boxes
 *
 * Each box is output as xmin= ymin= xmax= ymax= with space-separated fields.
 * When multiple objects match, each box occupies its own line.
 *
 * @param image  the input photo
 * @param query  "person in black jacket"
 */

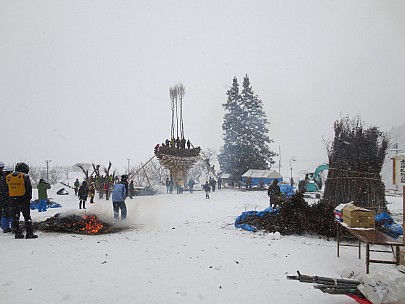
xmin=0 ymin=162 xmax=5 ymax=225
xmin=6 ymin=162 xmax=38 ymax=239
xmin=267 ymin=179 xmax=281 ymax=208
xmin=78 ymin=181 xmax=88 ymax=209
xmin=202 ymin=182 xmax=211 ymax=199
xmin=0 ymin=164 xmax=13 ymax=232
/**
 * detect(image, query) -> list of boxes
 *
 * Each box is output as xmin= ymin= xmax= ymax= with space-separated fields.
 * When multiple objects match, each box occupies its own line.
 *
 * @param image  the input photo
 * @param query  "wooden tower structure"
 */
xmin=154 ymin=83 xmax=200 ymax=188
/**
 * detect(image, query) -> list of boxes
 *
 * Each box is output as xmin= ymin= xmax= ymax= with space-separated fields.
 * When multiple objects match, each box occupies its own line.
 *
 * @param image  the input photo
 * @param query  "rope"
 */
xmin=328 ymin=167 xmax=380 ymax=176
xmin=326 ymin=176 xmax=382 ymax=182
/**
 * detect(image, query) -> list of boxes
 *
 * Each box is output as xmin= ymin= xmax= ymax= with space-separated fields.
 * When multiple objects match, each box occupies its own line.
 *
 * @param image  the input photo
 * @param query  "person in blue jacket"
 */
xmin=111 ymin=175 xmax=128 ymax=221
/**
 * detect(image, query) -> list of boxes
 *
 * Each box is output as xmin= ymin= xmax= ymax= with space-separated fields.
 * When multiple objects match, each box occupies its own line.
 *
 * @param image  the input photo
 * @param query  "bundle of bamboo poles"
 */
xmin=323 ymin=116 xmax=388 ymax=212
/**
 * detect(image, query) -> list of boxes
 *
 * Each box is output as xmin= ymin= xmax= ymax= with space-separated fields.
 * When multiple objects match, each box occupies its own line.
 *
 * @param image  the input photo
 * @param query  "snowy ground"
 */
xmin=1 ymin=175 xmax=403 ymax=304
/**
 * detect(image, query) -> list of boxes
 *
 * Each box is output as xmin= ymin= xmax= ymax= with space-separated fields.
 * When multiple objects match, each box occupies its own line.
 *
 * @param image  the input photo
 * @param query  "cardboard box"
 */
xmin=342 ymin=204 xmax=375 ymax=228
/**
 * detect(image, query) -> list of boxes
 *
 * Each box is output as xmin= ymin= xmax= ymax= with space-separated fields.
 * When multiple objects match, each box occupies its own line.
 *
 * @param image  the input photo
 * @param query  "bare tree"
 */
xmin=143 ymin=158 xmax=170 ymax=186
xmin=28 ymin=166 xmax=42 ymax=186
xmin=29 ymin=166 xmax=62 ymax=186
xmin=103 ymin=161 xmax=116 ymax=184
xmin=76 ymin=163 xmax=90 ymax=182
xmin=176 ymin=83 xmax=186 ymax=139
xmin=169 ymin=83 xmax=186 ymax=140
xmin=48 ymin=168 xmax=62 ymax=185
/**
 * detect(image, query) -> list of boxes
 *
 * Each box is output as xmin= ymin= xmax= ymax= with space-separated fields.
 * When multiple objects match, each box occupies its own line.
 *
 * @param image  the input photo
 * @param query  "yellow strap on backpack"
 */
xmin=6 ymin=173 xmax=26 ymax=197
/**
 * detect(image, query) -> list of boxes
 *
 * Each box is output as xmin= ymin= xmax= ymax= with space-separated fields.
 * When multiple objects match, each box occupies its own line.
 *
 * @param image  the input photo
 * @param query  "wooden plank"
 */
xmin=345 ymin=229 xmax=403 ymax=246
xmin=336 ymin=220 xmax=403 ymax=273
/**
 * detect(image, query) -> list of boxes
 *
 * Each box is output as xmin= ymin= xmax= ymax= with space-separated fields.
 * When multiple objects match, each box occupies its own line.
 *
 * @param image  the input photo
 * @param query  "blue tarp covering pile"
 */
xmin=279 ymin=184 xmax=295 ymax=198
xmin=375 ymin=212 xmax=403 ymax=239
xmin=30 ymin=199 xmax=62 ymax=210
xmin=235 ymin=206 xmax=280 ymax=232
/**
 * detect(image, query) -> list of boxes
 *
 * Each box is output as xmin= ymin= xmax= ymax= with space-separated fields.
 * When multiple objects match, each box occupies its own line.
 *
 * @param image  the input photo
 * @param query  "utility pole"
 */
xmin=45 ymin=160 xmax=52 ymax=181
xmin=289 ymin=157 xmax=296 ymax=186
xmin=127 ymin=159 xmax=131 ymax=175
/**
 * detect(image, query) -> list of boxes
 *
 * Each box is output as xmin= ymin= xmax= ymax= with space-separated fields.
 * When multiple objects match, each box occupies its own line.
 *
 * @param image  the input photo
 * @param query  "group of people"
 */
xmin=74 ymin=175 xmax=130 ymax=221
xmin=0 ymin=161 xmax=38 ymax=239
xmin=155 ymin=138 xmax=192 ymax=153
xmin=73 ymin=179 xmax=96 ymax=209
xmin=165 ymin=176 xmax=222 ymax=198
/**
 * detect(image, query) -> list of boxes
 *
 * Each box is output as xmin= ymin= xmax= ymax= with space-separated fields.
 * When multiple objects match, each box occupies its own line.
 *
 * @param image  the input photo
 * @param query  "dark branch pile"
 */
xmin=239 ymin=192 xmax=337 ymax=237
xmin=33 ymin=213 xmax=124 ymax=235
xmin=323 ymin=116 xmax=388 ymax=212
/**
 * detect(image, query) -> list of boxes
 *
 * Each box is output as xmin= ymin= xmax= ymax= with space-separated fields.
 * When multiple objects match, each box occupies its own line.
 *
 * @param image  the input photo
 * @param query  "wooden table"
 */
xmin=336 ymin=221 xmax=403 ymax=273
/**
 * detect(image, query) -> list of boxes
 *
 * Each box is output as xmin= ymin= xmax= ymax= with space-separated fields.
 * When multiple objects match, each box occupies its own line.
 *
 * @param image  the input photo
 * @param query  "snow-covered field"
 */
xmin=1 ymin=175 xmax=403 ymax=304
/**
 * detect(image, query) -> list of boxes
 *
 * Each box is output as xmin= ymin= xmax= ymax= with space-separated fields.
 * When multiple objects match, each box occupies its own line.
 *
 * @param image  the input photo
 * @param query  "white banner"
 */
xmin=393 ymin=155 xmax=405 ymax=186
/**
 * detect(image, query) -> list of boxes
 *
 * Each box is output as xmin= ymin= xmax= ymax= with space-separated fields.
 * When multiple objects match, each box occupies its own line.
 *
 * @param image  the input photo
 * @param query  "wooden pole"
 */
xmin=130 ymin=155 xmax=156 ymax=179
xmin=142 ymin=165 xmax=151 ymax=188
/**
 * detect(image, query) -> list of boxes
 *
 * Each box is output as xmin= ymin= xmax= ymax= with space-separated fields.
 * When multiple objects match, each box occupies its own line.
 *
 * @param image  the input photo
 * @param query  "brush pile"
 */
xmin=33 ymin=213 xmax=122 ymax=235
xmin=238 ymin=192 xmax=337 ymax=237
xmin=323 ymin=115 xmax=388 ymax=212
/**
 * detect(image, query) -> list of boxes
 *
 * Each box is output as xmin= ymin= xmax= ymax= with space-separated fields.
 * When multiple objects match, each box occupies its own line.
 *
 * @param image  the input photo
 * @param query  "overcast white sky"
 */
xmin=1 ymin=0 xmax=405 ymax=178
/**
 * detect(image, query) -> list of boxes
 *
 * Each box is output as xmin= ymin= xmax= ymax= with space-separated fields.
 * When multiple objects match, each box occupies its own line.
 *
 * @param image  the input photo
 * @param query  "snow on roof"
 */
xmin=242 ymin=169 xmax=283 ymax=179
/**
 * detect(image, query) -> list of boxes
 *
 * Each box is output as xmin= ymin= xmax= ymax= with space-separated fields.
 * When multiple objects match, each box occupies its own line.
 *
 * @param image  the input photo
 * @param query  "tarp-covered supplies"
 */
xmin=279 ymin=183 xmax=295 ymax=198
xmin=30 ymin=199 xmax=62 ymax=210
xmin=235 ymin=207 xmax=280 ymax=232
xmin=375 ymin=212 xmax=403 ymax=239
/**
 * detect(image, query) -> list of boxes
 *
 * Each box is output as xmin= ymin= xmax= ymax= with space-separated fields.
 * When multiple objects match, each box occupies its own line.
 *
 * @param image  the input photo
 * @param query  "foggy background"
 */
xmin=1 ymin=0 xmax=404 ymax=179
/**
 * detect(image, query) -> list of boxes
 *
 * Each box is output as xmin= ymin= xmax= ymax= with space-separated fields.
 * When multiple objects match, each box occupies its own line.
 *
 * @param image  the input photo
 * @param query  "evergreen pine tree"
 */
xmin=218 ymin=77 xmax=243 ymax=182
xmin=219 ymin=75 xmax=276 ymax=183
xmin=240 ymin=75 xmax=275 ymax=170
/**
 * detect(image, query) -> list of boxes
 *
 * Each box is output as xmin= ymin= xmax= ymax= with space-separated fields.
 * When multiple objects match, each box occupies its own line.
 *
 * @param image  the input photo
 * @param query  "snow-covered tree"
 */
xmin=218 ymin=75 xmax=276 ymax=183
xmin=239 ymin=75 xmax=276 ymax=170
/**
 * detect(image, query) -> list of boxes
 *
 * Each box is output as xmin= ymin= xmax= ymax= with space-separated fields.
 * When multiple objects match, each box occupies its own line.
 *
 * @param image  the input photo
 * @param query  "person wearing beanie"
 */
xmin=6 ymin=162 xmax=38 ymax=239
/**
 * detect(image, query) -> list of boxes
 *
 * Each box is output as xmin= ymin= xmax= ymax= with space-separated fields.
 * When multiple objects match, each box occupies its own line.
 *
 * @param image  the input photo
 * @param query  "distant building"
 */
xmin=241 ymin=169 xmax=283 ymax=187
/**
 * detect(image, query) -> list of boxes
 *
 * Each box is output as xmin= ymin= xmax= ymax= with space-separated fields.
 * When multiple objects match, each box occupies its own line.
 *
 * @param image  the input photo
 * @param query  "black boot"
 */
xmin=15 ymin=232 xmax=24 ymax=239
xmin=83 ymin=202 xmax=86 ymax=209
xmin=25 ymin=222 xmax=38 ymax=239
xmin=13 ymin=219 xmax=24 ymax=238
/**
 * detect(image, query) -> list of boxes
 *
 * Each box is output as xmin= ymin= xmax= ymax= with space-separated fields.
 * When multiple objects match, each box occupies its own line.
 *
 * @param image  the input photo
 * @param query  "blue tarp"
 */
xmin=375 ymin=212 xmax=403 ymax=238
xmin=279 ymin=184 xmax=295 ymax=198
xmin=235 ymin=206 xmax=280 ymax=232
xmin=30 ymin=200 xmax=62 ymax=210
